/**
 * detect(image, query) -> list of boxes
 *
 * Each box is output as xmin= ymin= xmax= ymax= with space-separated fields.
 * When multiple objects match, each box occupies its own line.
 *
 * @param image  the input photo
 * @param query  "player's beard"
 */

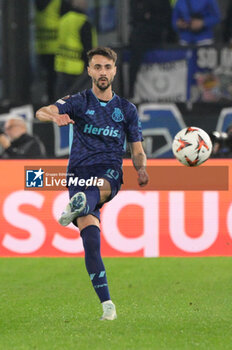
xmin=94 ymin=77 xmax=113 ymax=91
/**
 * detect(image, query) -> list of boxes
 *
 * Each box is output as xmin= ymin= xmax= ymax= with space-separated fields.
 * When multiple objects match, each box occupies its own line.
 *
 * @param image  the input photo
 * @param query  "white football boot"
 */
xmin=58 ymin=192 xmax=86 ymax=226
xmin=100 ymin=301 xmax=117 ymax=321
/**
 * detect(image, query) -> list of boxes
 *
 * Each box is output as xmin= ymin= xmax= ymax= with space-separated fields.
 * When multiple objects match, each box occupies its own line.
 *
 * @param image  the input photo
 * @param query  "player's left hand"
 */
xmin=137 ymin=168 xmax=149 ymax=187
xmin=52 ymin=113 xmax=75 ymax=126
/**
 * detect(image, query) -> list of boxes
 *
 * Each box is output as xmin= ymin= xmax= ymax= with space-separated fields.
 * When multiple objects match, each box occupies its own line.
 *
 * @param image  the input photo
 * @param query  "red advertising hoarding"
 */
xmin=0 ymin=159 xmax=231 ymax=257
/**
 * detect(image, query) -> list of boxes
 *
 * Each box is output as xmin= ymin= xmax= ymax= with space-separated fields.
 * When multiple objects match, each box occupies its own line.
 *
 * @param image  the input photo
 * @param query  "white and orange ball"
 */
xmin=172 ymin=127 xmax=212 ymax=166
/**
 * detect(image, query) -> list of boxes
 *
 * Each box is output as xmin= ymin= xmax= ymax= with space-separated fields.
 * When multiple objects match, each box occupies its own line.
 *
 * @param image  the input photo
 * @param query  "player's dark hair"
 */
xmin=87 ymin=47 xmax=117 ymax=64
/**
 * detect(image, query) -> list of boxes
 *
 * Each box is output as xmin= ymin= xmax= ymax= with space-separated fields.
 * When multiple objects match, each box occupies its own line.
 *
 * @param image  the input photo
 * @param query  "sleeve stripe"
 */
xmin=56 ymin=99 xmax=66 ymax=105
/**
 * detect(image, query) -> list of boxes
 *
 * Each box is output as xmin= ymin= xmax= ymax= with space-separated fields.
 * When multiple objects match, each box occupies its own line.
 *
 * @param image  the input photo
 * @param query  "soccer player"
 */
xmin=36 ymin=47 xmax=149 ymax=320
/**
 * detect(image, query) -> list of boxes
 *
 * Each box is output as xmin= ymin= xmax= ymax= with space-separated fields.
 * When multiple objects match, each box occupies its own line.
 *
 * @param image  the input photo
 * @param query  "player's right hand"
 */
xmin=137 ymin=168 xmax=149 ymax=187
xmin=52 ymin=113 xmax=75 ymax=126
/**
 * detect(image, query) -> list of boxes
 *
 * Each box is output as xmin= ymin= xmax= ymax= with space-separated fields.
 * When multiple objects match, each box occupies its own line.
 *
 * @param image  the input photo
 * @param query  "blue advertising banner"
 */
xmin=133 ymin=49 xmax=192 ymax=103
xmin=130 ymin=46 xmax=232 ymax=103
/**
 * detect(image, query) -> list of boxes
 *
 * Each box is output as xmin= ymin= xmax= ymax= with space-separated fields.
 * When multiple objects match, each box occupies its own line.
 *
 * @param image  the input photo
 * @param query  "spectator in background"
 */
xmin=172 ymin=0 xmax=221 ymax=46
xmin=128 ymin=0 xmax=175 ymax=99
xmin=35 ymin=0 xmax=62 ymax=102
xmin=223 ymin=1 xmax=232 ymax=45
xmin=54 ymin=0 xmax=97 ymax=98
xmin=210 ymin=125 xmax=232 ymax=157
xmin=0 ymin=117 xmax=46 ymax=159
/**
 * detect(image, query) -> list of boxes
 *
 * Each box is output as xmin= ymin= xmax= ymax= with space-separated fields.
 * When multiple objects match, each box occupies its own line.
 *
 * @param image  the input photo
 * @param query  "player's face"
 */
xmin=88 ymin=55 xmax=117 ymax=91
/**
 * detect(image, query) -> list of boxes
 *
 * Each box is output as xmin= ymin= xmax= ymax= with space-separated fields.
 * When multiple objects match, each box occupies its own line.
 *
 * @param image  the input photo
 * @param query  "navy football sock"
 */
xmin=82 ymin=186 xmax=100 ymax=215
xmin=81 ymin=225 xmax=111 ymax=303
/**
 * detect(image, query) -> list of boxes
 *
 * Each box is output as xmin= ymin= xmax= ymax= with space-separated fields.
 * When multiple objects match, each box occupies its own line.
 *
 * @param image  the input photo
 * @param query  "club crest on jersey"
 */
xmin=112 ymin=108 xmax=124 ymax=122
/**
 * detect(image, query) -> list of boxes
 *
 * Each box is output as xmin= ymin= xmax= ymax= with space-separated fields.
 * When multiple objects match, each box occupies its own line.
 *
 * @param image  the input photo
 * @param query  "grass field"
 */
xmin=1 ymin=257 xmax=232 ymax=350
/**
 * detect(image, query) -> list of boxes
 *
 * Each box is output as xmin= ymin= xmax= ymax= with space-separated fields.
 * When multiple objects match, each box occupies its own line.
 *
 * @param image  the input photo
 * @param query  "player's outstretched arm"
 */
xmin=129 ymin=141 xmax=149 ymax=187
xmin=36 ymin=105 xmax=75 ymax=126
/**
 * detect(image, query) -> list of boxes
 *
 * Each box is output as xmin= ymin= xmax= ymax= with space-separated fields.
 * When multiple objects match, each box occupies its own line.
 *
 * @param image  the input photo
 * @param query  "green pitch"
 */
xmin=1 ymin=257 xmax=232 ymax=350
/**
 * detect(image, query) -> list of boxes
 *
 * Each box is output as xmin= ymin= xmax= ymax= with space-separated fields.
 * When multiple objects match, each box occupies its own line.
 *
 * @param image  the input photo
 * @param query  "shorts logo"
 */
xmin=105 ymin=169 xmax=119 ymax=180
xmin=26 ymin=168 xmax=44 ymax=188
xmin=112 ymin=108 xmax=124 ymax=122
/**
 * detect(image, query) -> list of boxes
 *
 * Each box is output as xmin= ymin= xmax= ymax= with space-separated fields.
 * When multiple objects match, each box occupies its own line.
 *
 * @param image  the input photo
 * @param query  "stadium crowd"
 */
xmin=1 ymin=0 xmax=232 ymax=159
xmin=33 ymin=0 xmax=230 ymax=103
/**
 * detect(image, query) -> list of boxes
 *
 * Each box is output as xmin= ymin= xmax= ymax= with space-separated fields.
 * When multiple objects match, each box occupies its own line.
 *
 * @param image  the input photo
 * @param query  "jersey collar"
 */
xmin=90 ymin=89 xmax=116 ymax=105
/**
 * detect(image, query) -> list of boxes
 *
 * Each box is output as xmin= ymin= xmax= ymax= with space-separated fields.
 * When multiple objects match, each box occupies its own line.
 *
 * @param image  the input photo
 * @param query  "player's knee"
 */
xmin=99 ymin=189 xmax=111 ymax=203
xmin=77 ymin=214 xmax=100 ymax=231
xmin=99 ymin=178 xmax=111 ymax=203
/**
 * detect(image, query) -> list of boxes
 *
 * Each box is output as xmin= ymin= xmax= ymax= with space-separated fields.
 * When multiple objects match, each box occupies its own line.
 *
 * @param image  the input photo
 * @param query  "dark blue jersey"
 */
xmin=55 ymin=89 xmax=143 ymax=169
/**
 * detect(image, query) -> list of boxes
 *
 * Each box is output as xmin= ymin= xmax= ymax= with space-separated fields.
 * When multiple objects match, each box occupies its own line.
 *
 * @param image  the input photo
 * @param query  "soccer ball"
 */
xmin=172 ymin=127 xmax=212 ymax=166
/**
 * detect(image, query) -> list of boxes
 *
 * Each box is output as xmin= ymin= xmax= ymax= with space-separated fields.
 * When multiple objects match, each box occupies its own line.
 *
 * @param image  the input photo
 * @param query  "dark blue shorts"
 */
xmin=67 ymin=165 xmax=123 ymax=222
